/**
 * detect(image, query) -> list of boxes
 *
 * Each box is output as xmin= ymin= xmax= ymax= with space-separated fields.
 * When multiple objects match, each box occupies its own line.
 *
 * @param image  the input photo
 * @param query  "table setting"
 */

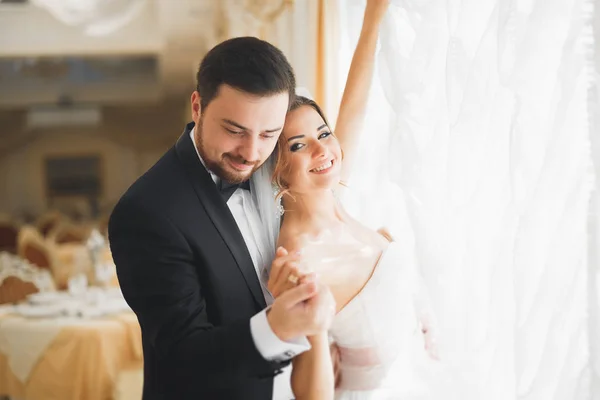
xmin=0 ymin=231 xmax=142 ymax=400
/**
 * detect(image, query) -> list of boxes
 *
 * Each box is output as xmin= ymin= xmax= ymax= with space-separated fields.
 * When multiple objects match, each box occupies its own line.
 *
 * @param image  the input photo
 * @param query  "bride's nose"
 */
xmin=312 ymin=141 xmax=328 ymax=160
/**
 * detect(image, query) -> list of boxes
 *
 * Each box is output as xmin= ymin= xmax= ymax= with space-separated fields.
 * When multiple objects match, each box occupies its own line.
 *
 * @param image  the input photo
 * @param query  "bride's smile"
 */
xmin=310 ymin=159 xmax=335 ymax=174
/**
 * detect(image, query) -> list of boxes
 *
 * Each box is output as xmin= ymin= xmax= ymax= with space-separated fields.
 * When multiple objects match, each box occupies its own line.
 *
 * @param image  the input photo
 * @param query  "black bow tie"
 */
xmin=218 ymin=179 xmax=251 ymax=202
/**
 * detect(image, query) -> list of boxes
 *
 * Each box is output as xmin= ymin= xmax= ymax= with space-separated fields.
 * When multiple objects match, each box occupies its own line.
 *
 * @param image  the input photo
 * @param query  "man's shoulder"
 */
xmin=112 ymin=147 xmax=188 ymax=215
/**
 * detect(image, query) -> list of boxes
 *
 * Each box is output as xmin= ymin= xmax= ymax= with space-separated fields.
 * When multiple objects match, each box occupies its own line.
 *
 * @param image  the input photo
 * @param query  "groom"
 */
xmin=109 ymin=37 xmax=336 ymax=400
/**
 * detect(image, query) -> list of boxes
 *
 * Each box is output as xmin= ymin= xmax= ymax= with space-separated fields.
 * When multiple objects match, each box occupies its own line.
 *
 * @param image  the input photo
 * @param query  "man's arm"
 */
xmin=108 ymin=200 xmax=286 ymax=379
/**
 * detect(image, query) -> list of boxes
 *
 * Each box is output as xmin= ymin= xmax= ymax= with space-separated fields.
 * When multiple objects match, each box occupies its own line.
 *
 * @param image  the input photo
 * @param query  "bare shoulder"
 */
xmin=344 ymin=212 xmax=392 ymax=248
xmin=277 ymin=226 xmax=307 ymax=254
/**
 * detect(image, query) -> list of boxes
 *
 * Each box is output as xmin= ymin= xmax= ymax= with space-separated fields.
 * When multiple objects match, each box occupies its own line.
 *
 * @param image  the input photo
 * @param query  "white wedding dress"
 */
xmin=330 ymin=241 xmax=455 ymax=400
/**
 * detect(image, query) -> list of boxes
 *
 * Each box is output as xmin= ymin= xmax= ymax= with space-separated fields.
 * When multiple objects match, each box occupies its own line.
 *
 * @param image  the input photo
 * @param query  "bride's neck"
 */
xmin=281 ymin=188 xmax=343 ymax=230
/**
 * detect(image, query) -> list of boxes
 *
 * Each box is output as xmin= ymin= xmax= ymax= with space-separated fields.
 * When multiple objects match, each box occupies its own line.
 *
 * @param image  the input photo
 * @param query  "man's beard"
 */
xmin=195 ymin=121 xmax=261 ymax=184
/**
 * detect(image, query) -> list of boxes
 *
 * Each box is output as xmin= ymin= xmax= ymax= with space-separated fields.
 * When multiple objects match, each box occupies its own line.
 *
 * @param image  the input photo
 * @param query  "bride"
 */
xmin=265 ymin=0 xmax=450 ymax=399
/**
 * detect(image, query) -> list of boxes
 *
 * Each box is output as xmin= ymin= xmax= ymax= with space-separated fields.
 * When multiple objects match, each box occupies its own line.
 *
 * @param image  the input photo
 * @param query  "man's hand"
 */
xmin=267 ymin=280 xmax=336 ymax=342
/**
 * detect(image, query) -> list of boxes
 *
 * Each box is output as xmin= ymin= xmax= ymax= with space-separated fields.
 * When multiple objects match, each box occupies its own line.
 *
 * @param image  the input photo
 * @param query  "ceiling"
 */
xmin=0 ymin=0 xmax=217 ymax=107
xmin=0 ymin=0 xmax=218 ymax=153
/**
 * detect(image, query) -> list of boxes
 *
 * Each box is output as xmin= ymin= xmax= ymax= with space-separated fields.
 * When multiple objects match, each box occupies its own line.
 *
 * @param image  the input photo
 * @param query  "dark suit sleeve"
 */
xmin=108 ymin=199 xmax=286 ymax=380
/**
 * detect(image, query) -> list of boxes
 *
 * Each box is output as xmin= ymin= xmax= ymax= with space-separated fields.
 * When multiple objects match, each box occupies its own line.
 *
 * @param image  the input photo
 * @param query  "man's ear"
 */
xmin=190 ymin=91 xmax=202 ymax=122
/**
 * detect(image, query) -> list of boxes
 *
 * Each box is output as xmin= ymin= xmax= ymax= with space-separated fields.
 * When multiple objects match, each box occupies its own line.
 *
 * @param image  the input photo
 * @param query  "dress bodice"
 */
xmin=330 ymin=241 xmax=427 ymax=398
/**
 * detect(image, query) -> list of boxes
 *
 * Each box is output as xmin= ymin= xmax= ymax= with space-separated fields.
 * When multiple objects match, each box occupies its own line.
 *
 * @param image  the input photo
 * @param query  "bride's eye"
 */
xmin=319 ymin=131 xmax=332 ymax=139
xmin=290 ymin=143 xmax=305 ymax=152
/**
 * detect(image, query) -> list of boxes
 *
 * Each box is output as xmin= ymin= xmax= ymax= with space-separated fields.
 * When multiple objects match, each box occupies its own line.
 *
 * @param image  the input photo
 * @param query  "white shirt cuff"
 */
xmin=250 ymin=309 xmax=311 ymax=361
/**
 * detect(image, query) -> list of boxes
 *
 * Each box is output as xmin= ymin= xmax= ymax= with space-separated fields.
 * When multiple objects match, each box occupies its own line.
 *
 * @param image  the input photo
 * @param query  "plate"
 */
xmin=27 ymin=291 xmax=67 ymax=305
xmin=15 ymin=304 xmax=64 ymax=319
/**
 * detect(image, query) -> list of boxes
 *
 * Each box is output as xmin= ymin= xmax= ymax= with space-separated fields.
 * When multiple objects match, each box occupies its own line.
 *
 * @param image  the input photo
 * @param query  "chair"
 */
xmin=0 ymin=251 xmax=54 ymax=304
xmin=48 ymin=223 xmax=92 ymax=245
xmin=0 ymin=276 xmax=39 ymax=305
xmin=17 ymin=226 xmax=54 ymax=271
xmin=36 ymin=211 xmax=65 ymax=237
xmin=0 ymin=220 xmax=18 ymax=254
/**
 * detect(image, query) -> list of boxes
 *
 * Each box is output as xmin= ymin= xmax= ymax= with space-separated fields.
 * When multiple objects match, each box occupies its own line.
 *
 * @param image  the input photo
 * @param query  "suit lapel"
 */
xmin=175 ymin=123 xmax=266 ymax=309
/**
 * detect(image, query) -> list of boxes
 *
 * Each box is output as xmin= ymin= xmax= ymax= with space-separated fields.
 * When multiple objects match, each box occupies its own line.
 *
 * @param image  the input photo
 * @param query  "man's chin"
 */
xmin=214 ymin=164 xmax=255 ymax=184
xmin=226 ymin=172 xmax=253 ymax=184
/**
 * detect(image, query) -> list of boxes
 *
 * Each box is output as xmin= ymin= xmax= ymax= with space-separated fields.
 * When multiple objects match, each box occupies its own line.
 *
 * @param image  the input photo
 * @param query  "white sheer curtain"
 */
xmin=590 ymin=2 xmax=600 ymax=396
xmin=336 ymin=0 xmax=596 ymax=398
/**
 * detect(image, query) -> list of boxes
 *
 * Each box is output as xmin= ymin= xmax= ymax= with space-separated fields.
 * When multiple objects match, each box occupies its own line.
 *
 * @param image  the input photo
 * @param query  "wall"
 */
xmin=0 ymin=2 xmax=162 ymax=56
xmin=0 ymin=128 xmax=170 ymax=219
xmin=0 ymin=0 xmax=321 ymax=220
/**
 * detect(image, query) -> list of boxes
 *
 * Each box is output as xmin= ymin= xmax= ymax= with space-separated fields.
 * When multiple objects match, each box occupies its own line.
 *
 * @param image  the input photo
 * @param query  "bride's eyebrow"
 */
xmin=287 ymin=124 xmax=329 ymax=142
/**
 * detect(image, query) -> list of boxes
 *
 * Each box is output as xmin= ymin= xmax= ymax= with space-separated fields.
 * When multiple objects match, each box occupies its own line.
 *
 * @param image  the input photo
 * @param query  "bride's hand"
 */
xmin=330 ymin=342 xmax=342 ymax=388
xmin=268 ymin=246 xmax=316 ymax=298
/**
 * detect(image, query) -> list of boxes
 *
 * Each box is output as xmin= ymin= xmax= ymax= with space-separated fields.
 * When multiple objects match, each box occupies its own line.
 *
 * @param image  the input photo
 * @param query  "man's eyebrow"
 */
xmin=222 ymin=119 xmax=282 ymax=133
xmin=222 ymin=119 xmax=249 ymax=131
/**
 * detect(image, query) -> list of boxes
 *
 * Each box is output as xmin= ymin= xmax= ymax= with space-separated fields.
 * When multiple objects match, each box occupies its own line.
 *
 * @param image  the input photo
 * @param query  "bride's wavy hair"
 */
xmin=272 ymin=95 xmax=341 ymax=201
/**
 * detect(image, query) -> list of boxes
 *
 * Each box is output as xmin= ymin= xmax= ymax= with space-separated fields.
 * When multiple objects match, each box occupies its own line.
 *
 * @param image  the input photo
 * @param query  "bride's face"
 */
xmin=278 ymin=105 xmax=342 ymax=193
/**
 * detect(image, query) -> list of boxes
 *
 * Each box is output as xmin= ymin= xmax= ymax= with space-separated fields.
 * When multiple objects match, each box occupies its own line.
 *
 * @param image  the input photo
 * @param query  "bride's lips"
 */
xmin=310 ymin=159 xmax=335 ymax=174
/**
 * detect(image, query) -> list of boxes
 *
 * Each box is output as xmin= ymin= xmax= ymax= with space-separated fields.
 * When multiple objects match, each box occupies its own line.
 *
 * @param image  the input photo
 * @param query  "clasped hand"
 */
xmin=266 ymin=247 xmax=336 ymax=342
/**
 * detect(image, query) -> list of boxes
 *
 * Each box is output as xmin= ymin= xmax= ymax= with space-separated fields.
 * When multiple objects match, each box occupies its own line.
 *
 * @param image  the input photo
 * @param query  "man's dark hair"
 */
xmin=196 ymin=37 xmax=296 ymax=111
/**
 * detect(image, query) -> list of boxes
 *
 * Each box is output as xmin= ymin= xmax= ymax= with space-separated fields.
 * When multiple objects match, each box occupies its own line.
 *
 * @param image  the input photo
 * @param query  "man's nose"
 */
xmin=238 ymin=136 xmax=261 ymax=163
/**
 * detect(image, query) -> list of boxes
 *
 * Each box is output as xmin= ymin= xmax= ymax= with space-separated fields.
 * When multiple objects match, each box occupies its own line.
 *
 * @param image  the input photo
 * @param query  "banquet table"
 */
xmin=53 ymin=245 xmax=117 ymax=290
xmin=0 ymin=289 xmax=142 ymax=400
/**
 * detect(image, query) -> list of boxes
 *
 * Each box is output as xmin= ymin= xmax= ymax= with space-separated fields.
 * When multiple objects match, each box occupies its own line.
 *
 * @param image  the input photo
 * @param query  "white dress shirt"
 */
xmin=190 ymin=129 xmax=309 ymax=400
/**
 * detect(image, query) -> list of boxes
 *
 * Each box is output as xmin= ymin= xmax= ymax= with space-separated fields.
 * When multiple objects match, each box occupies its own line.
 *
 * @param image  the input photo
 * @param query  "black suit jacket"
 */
xmin=108 ymin=123 xmax=288 ymax=400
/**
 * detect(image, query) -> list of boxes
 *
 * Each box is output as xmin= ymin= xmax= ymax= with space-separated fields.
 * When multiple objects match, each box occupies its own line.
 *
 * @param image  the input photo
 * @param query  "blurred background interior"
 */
xmin=0 ymin=1 xmax=329 ymax=399
xmin=0 ymin=0 xmax=598 ymax=399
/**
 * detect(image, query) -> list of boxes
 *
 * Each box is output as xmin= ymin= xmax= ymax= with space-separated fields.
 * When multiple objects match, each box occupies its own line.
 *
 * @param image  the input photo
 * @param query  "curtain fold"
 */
xmin=335 ymin=0 xmax=596 ymax=398
xmin=315 ymin=0 xmax=326 ymax=108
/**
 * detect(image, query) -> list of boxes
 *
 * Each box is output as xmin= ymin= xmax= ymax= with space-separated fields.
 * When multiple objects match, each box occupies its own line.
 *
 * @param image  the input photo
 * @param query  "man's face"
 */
xmin=191 ymin=85 xmax=289 ymax=183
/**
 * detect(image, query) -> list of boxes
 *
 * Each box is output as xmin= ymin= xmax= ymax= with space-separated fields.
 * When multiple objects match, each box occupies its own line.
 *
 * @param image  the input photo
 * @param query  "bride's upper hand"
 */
xmin=367 ymin=0 xmax=390 ymax=7
xmin=365 ymin=0 xmax=390 ymax=20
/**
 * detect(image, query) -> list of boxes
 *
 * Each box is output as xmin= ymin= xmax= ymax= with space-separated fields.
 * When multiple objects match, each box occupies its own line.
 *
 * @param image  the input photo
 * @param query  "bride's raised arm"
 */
xmin=335 ymin=0 xmax=389 ymax=185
